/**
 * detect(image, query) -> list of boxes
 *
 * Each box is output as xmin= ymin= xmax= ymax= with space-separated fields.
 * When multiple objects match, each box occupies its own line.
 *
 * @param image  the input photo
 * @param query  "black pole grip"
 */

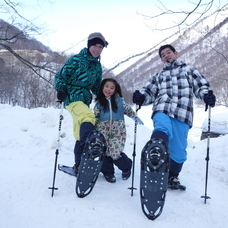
xmin=205 ymin=90 xmax=213 ymax=112
xmin=134 ymin=90 xmax=142 ymax=110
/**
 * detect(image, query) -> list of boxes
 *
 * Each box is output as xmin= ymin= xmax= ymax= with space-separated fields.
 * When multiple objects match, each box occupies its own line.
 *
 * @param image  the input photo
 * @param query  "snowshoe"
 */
xmin=140 ymin=138 xmax=169 ymax=220
xmin=76 ymin=130 xmax=106 ymax=198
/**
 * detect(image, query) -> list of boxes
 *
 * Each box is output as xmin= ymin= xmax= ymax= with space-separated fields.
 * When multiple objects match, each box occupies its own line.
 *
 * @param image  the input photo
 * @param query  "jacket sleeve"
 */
xmin=54 ymin=56 xmax=75 ymax=91
xmin=141 ymin=74 xmax=159 ymax=105
xmin=54 ymin=68 xmax=66 ymax=92
xmin=190 ymin=66 xmax=211 ymax=101
xmin=123 ymin=99 xmax=135 ymax=118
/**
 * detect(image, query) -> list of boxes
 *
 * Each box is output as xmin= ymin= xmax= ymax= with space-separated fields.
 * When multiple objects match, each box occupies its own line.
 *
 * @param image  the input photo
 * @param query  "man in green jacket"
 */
xmin=54 ymin=32 xmax=108 ymax=174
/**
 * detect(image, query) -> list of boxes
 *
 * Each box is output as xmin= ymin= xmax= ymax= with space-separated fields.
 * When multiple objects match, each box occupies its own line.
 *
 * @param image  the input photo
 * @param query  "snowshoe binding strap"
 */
xmin=145 ymin=139 xmax=169 ymax=172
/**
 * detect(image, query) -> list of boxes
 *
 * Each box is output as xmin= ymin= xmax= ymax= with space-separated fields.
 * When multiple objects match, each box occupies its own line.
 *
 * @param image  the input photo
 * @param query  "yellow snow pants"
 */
xmin=66 ymin=101 xmax=95 ymax=140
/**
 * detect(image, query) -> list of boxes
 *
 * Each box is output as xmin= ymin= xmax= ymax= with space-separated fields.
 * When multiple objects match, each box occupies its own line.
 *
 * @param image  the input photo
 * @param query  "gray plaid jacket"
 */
xmin=142 ymin=60 xmax=211 ymax=127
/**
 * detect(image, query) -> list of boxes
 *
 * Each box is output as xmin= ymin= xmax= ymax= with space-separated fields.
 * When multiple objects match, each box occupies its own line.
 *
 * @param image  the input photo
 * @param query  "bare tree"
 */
xmin=140 ymin=0 xmax=228 ymax=32
xmin=105 ymin=0 xmax=228 ymax=73
xmin=0 ymin=1 xmax=72 ymax=107
xmin=0 ymin=0 xmax=64 ymax=85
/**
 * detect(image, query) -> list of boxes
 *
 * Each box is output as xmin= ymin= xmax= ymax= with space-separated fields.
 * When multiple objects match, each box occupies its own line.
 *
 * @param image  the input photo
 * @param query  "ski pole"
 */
xmin=201 ymin=99 xmax=212 ymax=203
xmin=48 ymin=102 xmax=64 ymax=197
xmin=128 ymin=91 xmax=141 ymax=196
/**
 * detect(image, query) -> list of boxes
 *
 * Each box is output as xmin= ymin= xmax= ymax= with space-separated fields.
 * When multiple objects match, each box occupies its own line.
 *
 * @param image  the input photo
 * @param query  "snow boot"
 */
xmin=104 ymin=174 xmax=116 ymax=183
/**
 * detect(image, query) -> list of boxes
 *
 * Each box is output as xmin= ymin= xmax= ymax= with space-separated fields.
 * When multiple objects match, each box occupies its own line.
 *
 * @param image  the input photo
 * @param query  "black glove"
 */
xmin=204 ymin=90 xmax=216 ymax=111
xmin=57 ymin=86 xmax=68 ymax=102
xmin=133 ymin=90 xmax=145 ymax=106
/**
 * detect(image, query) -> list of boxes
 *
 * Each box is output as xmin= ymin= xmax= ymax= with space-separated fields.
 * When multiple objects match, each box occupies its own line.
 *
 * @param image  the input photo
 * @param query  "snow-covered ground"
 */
xmin=0 ymin=103 xmax=227 ymax=228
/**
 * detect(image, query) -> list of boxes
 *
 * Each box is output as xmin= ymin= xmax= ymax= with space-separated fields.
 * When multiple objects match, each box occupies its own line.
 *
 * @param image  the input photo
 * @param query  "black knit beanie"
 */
xmin=87 ymin=38 xmax=105 ymax=49
xmin=87 ymin=32 xmax=108 ymax=49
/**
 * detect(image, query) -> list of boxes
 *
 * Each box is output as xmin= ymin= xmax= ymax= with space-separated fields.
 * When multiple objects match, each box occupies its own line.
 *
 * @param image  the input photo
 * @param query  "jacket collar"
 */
xmin=163 ymin=60 xmax=186 ymax=70
xmin=79 ymin=48 xmax=101 ymax=63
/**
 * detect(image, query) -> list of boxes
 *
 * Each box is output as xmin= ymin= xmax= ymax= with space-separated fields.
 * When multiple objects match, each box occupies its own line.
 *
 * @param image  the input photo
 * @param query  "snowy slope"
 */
xmin=0 ymin=104 xmax=228 ymax=228
xmin=114 ymin=8 xmax=228 ymax=100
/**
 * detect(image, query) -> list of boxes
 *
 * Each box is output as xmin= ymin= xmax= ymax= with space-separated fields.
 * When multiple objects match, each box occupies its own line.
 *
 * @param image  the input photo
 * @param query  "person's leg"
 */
xmin=113 ymin=153 xmax=132 ymax=172
xmin=168 ymin=159 xmax=184 ymax=185
xmin=152 ymin=112 xmax=173 ymax=143
xmin=150 ymin=112 xmax=190 ymax=185
xmin=149 ymin=112 xmax=171 ymax=165
xmin=72 ymin=122 xmax=95 ymax=174
xmin=168 ymin=118 xmax=190 ymax=184
xmin=74 ymin=140 xmax=81 ymax=167
xmin=66 ymin=101 xmax=96 ymax=140
xmin=169 ymin=118 xmax=189 ymax=167
xmin=169 ymin=159 xmax=184 ymax=179
xmin=113 ymin=153 xmax=132 ymax=180
xmin=66 ymin=101 xmax=96 ymax=167
xmin=101 ymin=156 xmax=115 ymax=175
xmin=101 ymin=156 xmax=116 ymax=183
xmin=79 ymin=122 xmax=95 ymax=148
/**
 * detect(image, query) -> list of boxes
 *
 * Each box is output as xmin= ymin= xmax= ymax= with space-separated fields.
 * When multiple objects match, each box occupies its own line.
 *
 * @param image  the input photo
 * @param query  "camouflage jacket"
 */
xmin=54 ymin=48 xmax=102 ymax=106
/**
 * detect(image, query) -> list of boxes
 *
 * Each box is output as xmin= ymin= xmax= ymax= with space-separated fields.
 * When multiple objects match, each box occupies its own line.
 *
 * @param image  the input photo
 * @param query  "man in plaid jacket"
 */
xmin=133 ymin=44 xmax=216 ymax=187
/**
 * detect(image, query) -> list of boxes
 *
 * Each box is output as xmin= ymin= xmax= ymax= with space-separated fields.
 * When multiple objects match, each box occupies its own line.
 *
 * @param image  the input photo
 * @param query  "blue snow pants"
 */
xmin=152 ymin=112 xmax=190 ymax=164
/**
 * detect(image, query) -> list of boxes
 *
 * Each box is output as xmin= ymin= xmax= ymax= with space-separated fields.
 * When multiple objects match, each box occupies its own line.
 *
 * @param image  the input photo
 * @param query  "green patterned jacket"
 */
xmin=54 ymin=48 xmax=102 ymax=107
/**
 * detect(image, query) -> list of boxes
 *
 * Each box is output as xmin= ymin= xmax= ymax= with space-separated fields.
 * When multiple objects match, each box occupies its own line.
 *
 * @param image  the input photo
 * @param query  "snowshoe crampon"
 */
xmin=140 ymin=138 xmax=169 ymax=220
xmin=76 ymin=130 xmax=106 ymax=198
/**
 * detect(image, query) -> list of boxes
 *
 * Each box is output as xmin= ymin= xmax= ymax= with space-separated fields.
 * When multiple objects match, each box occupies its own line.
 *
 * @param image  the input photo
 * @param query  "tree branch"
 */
xmin=139 ymin=0 xmax=227 ymax=32
xmin=0 ymin=43 xmax=55 ymax=85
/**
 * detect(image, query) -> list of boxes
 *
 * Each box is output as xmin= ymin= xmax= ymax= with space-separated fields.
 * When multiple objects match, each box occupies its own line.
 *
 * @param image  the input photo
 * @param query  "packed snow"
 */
xmin=201 ymin=111 xmax=228 ymax=134
xmin=0 ymin=103 xmax=228 ymax=228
